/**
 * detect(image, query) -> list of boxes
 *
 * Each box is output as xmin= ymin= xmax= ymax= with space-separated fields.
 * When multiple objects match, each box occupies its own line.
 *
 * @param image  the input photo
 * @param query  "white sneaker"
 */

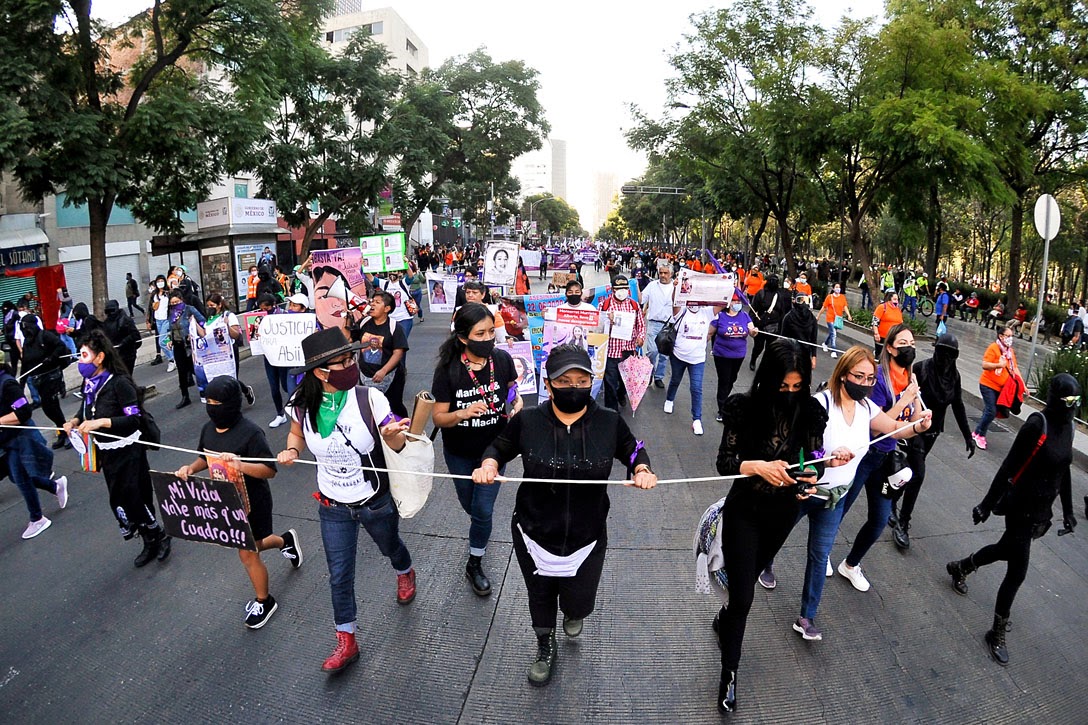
xmin=167 ymin=361 xmax=176 ymax=373
xmin=837 ymin=559 xmax=871 ymax=592
xmin=269 ymin=414 xmax=288 ymax=428
xmin=830 ymin=352 xmax=839 ymax=359
xmin=22 ymin=516 xmax=52 ymax=539
xmin=199 ymin=397 xmax=207 ymax=404
xmin=693 ymin=420 xmax=703 ymax=436
xmin=664 ymin=400 xmax=674 ymax=414
xmin=55 ymin=476 xmax=68 ymax=509
xmin=826 ymin=555 xmax=833 ymax=578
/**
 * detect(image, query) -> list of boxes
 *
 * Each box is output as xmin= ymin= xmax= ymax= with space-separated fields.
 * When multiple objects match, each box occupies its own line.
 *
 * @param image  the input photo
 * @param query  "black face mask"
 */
xmin=893 ymin=347 xmax=916 ymax=368
xmin=465 ymin=338 xmax=495 ymax=358
xmin=207 ymin=400 xmax=242 ymax=429
xmin=843 ymin=380 xmax=874 ymax=401
xmin=566 ymin=294 xmax=582 ymax=306
xmin=550 ymin=386 xmax=592 ymax=414
xmin=775 ymin=390 xmax=804 ymax=410
xmin=933 ymin=347 xmax=958 ymax=367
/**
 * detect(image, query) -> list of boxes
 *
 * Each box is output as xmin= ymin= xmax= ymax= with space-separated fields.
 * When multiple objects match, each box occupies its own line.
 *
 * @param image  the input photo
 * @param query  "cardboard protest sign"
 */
xmin=257 ymin=313 xmax=318 ymax=368
xmin=484 ymin=241 xmax=519 ymax=286
xmin=505 ymin=340 xmax=537 ymax=396
xmin=241 ymin=311 xmax=266 ymax=355
xmin=359 ymin=232 xmax=407 ymax=273
xmin=151 ymin=471 xmax=256 ymax=551
xmin=426 ymin=272 xmax=457 ymax=313
xmin=312 ymin=247 xmax=366 ymax=289
xmin=676 ymin=268 xmax=736 ymax=306
xmin=191 ymin=316 xmax=236 ymax=391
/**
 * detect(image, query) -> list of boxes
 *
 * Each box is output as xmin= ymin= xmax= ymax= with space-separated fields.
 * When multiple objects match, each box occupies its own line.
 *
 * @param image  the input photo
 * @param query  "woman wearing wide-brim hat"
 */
xmin=276 ymin=327 xmax=415 ymax=675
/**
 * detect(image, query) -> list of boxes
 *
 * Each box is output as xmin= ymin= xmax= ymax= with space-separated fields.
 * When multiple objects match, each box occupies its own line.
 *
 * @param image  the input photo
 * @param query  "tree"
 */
xmin=387 ymin=49 xmax=549 ymax=243
xmin=0 ymin=0 xmax=326 ymax=314
xmin=522 ymin=193 xmax=581 ymax=238
xmin=251 ymin=34 xmax=401 ymax=259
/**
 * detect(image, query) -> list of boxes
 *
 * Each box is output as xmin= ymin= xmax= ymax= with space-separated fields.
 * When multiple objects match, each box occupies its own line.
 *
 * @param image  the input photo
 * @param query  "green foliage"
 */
xmin=521 ymin=194 xmax=581 ymax=238
xmin=1031 ymin=347 xmax=1088 ymax=420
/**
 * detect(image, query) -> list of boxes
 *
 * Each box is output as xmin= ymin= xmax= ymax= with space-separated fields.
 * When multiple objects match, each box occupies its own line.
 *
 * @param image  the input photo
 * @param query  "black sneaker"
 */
xmin=243 ymin=384 xmax=255 ymax=406
xmin=244 ymin=596 xmax=278 ymax=629
xmin=281 ymin=529 xmax=303 ymax=569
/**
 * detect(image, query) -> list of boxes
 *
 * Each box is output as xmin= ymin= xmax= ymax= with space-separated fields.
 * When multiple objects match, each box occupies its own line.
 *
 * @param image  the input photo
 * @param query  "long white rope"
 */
xmin=0 ymin=415 xmax=922 ymax=487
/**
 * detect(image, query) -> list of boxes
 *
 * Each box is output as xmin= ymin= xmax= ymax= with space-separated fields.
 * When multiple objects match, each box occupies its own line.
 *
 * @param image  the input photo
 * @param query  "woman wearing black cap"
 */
xmin=275 ymin=327 xmax=415 ymax=675
xmin=947 ymin=372 xmax=1081 ymax=666
xmin=889 ymin=333 xmax=976 ymax=550
xmin=472 ymin=343 xmax=657 ymax=688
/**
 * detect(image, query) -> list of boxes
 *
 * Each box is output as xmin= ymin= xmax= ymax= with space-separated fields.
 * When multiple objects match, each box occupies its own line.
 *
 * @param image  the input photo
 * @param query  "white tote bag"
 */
xmin=356 ymin=387 xmax=434 ymax=518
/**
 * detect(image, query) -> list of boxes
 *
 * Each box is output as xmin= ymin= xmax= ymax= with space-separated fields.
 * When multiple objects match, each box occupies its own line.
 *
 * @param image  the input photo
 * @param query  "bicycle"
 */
xmin=918 ymin=297 xmax=934 ymax=317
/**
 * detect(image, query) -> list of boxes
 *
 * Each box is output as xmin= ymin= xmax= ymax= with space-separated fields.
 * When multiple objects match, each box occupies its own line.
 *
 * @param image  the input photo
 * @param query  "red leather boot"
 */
xmin=322 ymin=631 xmax=359 ymax=673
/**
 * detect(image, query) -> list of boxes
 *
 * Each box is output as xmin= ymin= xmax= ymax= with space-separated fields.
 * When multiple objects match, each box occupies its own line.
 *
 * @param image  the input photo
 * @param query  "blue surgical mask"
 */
xmin=730 ymin=303 xmax=743 ymax=313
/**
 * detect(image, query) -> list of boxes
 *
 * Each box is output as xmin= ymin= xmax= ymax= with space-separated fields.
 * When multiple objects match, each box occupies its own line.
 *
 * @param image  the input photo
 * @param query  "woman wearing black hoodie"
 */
xmin=889 ymin=333 xmax=976 ymax=549
xmin=748 ymin=275 xmax=791 ymax=371
xmin=946 ymin=373 xmax=1080 ymax=666
xmin=780 ymin=293 xmax=819 ymax=369
xmin=473 ymin=344 xmax=657 ymax=688
xmin=18 ymin=316 xmax=72 ymax=449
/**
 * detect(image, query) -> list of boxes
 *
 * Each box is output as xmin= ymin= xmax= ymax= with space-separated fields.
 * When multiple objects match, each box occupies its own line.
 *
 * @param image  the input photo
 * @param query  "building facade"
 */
xmin=512 ymin=138 xmax=569 ymax=204
xmin=323 ymin=2 xmax=429 ymax=76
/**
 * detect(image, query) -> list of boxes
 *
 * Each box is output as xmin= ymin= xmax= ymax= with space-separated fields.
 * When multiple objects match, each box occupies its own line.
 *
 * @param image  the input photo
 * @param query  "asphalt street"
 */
xmin=1 ymin=271 xmax=1086 ymax=724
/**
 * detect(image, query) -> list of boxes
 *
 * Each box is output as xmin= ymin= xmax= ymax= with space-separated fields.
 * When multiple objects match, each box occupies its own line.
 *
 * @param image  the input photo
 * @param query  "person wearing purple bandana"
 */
xmin=64 ymin=330 xmax=171 ymax=567
xmin=471 ymin=344 xmax=656 ymax=688
xmin=166 ymin=288 xmax=206 ymax=409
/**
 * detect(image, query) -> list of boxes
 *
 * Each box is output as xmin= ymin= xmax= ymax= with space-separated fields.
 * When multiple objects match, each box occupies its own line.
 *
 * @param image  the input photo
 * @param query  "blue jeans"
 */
xmin=975 ymin=384 xmax=1000 ymax=436
xmin=318 ymin=495 xmax=412 ymax=628
xmin=825 ymin=321 xmax=837 ymax=350
xmin=411 ymin=290 xmax=424 ymax=319
xmin=155 ymin=318 xmax=174 ymax=361
xmin=445 ymin=451 xmax=503 ymax=556
xmin=25 ymin=376 xmax=40 ymax=406
xmin=841 ymin=449 xmax=891 ymax=567
xmin=60 ymin=332 xmax=77 ymax=357
xmin=860 ymin=289 xmax=871 ymax=310
xmin=644 ymin=319 xmax=669 ymax=382
xmin=903 ymin=295 xmax=916 ymax=319
xmin=399 ymin=317 xmax=414 ymax=339
xmin=666 ymin=356 xmax=705 ymax=420
xmin=263 ymin=358 xmax=291 ymax=415
xmin=3 ymin=427 xmax=57 ymax=521
xmin=796 ymin=497 xmax=846 ymax=619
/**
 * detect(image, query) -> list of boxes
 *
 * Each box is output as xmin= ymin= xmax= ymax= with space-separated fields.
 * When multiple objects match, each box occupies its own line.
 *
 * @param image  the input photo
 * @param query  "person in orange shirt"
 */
xmin=744 ymin=267 xmax=765 ymax=297
xmin=794 ymin=273 xmax=812 ymax=297
xmin=703 ymin=260 xmax=717 ymax=274
xmin=871 ymin=291 xmax=904 ymax=358
xmin=973 ymin=325 xmax=1018 ymax=450
xmin=820 ymin=281 xmax=851 ymax=357
xmin=245 ymin=266 xmax=259 ymax=311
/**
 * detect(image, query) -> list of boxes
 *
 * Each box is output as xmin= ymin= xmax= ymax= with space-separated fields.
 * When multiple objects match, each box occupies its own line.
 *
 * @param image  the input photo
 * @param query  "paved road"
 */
xmin=2 ymin=270 xmax=1086 ymax=723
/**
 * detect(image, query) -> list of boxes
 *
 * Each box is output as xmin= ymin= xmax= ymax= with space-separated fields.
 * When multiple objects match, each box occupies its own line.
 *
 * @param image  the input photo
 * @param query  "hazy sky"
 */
xmin=94 ymin=0 xmax=865 ymax=230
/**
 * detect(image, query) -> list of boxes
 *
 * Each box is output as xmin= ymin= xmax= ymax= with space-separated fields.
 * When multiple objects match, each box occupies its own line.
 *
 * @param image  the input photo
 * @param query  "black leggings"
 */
xmin=718 ymin=488 xmax=799 ymax=671
xmin=750 ymin=330 xmax=771 ymax=368
xmin=101 ymin=447 xmax=157 ymax=530
xmin=713 ymin=356 xmax=743 ymax=416
xmin=897 ymin=434 xmax=936 ymax=525
xmin=512 ymin=516 xmax=607 ymax=630
xmin=32 ymin=373 xmax=67 ymax=429
xmin=971 ymin=515 xmax=1034 ymax=618
xmin=174 ymin=344 xmax=195 ymax=396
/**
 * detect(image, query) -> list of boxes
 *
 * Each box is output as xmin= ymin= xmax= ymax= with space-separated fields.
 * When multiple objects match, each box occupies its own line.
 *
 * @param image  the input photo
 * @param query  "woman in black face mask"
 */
xmin=472 ymin=343 xmax=656 ymax=688
xmin=889 ymin=333 xmax=976 ymax=550
xmin=947 ymin=373 xmax=1080 ymax=666
xmin=432 ymin=303 xmax=523 ymax=598
xmin=275 ymin=327 xmax=415 ymax=675
xmin=175 ymin=376 xmax=299 ymax=631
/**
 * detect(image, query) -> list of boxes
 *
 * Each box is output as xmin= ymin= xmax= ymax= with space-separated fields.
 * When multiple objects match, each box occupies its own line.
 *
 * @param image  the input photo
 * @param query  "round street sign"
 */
xmin=1033 ymin=194 xmax=1061 ymax=241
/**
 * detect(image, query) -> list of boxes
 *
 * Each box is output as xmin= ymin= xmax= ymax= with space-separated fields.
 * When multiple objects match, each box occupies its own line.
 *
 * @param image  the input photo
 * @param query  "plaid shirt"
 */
xmin=601 ymin=295 xmax=646 ymax=358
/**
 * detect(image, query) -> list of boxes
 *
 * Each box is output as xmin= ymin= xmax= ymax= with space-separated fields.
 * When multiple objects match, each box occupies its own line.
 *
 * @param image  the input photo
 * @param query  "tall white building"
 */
xmin=323 ymin=1 xmax=428 ymax=75
xmin=512 ymin=138 xmax=568 ymax=201
xmin=592 ymin=171 xmax=620 ymax=235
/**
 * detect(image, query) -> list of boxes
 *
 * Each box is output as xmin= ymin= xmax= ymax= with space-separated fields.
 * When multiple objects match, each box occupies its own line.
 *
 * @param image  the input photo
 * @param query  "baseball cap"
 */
xmin=287 ymin=293 xmax=309 ymax=307
xmin=545 ymin=345 xmax=593 ymax=379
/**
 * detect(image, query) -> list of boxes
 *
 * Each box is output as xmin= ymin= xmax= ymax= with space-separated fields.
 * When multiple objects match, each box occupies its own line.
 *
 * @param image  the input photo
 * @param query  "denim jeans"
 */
xmin=398 ymin=317 xmax=414 ymax=339
xmin=644 ymin=319 xmax=669 ymax=382
xmin=411 ymin=290 xmax=424 ymax=319
xmin=976 ymin=384 xmax=1000 ymax=436
xmin=860 ymin=289 xmax=871 ymax=310
xmin=155 ymin=318 xmax=174 ymax=362
xmin=903 ymin=295 xmax=916 ymax=319
xmin=3 ymin=427 xmax=57 ymax=521
xmin=25 ymin=376 xmax=40 ymax=406
xmin=825 ymin=321 xmax=837 ymax=350
xmin=60 ymin=332 xmax=77 ymax=357
xmin=445 ymin=451 xmax=503 ymax=556
xmin=263 ymin=358 xmax=290 ymax=415
xmin=604 ymin=351 xmax=634 ymax=410
xmin=796 ymin=497 xmax=846 ymax=619
xmin=841 ymin=449 xmax=890 ymax=568
xmin=666 ymin=356 xmax=705 ymax=420
xmin=318 ymin=495 xmax=412 ymax=627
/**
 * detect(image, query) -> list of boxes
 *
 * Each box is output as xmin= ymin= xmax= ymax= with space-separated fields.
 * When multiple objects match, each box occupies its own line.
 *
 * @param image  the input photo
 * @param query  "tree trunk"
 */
xmin=1005 ymin=196 xmax=1024 ymax=312
xmin=924 ymin=184 xmax=941 ymax=281
xmin=299 ymin=206 xmax=337 ymax=260
xmin=849 ymin=212 xmax=877 ymax=296
xmin=779 ymin=221 xmax=797 ymax=282
xmin=88 ymin=197 xmax=114 ymax=318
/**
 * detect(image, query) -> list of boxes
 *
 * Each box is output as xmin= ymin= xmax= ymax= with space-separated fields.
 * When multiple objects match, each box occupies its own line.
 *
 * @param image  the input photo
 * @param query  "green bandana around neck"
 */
xmin=316 ymin=390 xmax=349 ymax=438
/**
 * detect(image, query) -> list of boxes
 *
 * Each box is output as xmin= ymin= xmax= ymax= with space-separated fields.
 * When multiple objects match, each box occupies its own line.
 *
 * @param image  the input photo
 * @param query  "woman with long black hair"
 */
xmin=712 ymin=339 xmax=827 ymax=712
xmin=947 ymin=373 xmax=1080 ymax=665
xmin=63 ymin=330 xmax=170 ymax=567
xmin=276 ymin=327 xmax=415 ymax=675
xmin=432 ymin=303 xmax=522 ymax=597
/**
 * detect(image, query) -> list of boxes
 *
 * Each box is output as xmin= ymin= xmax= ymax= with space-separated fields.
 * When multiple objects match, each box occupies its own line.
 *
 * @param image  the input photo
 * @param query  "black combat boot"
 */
xmin=717 ymin=669 xmax=737 ymax=713
xmin=985 ymin=614 xmax=1010 ymax=666
xmin=465 ymin=555 xmax=491 ymax=597
xmin=946 ymin=555 xmax=976 ymax=595
xmin=527 ymin=627 xmax=557 ymax=687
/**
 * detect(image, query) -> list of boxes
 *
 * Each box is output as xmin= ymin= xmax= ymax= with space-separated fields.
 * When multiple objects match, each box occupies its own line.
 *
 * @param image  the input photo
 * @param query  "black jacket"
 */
xmin=751 ymin=287 xmax=791 ymax=329
xmin=781 ymin=306 xmax=818 ymax=356
xmin=914 ymin=358 xmax=971 ymax=441
xmin=981 ymin=412 xmax=1074 ymax=525
xmin=76 ymin=373 xmax=144 ymax=464
xmin=103 ymin=310 xmax=141 ymax=356
xmin=483 ymin=400 xmax=650 ymax=555
xmin=19 ymin=329 xmax=69 ymax=377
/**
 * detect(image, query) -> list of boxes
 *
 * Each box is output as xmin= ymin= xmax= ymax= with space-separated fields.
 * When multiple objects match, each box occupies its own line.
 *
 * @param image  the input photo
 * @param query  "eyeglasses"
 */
xmin=1060 ymin=395 xmax=1081 ymax=408
xmin=847 ymin=371 xmax=877 ymax=385
xmin=321 ymin=356 xmax=356 ymax=370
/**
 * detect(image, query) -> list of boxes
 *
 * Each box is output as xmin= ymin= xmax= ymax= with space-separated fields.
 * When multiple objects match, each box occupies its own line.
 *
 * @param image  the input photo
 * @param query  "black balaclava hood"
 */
xmin=19 ymin=315 xmax=39 ymax=341
xmin=72 ymin=302 xmax=89 ymax=321
xmin=104 ymin=299 xmax=121 ymax=318
xmin=205 ymin=376 xmax=244 ymax=429
xmin=764 ymin=275 xmax=780 ymax=293
xmin=1045 ymin=373 xmax=1081 ymax=426
xmin=927 ymin=332 xmax=960 ymax=403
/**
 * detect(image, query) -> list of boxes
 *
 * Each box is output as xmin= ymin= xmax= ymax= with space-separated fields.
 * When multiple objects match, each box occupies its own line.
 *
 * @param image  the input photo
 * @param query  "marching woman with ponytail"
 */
xmin=63 ymin=330 xmax=171 ymax=567
xmin=432 ymin=302 xmax=522 ymax=597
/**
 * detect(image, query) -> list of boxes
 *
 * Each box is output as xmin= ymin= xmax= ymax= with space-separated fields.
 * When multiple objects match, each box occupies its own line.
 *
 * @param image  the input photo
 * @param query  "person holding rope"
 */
xmin=432 ymin=302 xmax=522 ymax=597
xmin=472 ymin=344 xmax=657 ymax=688
xmin=175 ymin=376 xmax=302 ymax=630
xmin=18 ymin=313 xmax=72 ymax=450
xmin=275 ymin=327 xmax=415 ymax=675
xmin=63 ymin=330 xmax=171 ymax=567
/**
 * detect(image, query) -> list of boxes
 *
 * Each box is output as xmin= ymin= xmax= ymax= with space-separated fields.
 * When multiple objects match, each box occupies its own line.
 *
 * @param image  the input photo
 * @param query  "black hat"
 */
xmin=545 ymin=344 xmax=593 ymax=378
xmin=290 ymin=327 xmax=362 ymax=375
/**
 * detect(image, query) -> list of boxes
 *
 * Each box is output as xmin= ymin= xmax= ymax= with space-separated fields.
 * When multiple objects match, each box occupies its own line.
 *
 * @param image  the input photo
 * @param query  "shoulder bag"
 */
xmin=654 ymin=310 xmax=687 ymax=357
xmin=354 ymin=386 xmax=434 ymax=518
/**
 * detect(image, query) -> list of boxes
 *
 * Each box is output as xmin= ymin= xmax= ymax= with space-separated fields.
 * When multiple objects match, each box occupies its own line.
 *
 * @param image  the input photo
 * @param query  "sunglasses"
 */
xmin=1059 ymin=395 xmax=1081 ymax=409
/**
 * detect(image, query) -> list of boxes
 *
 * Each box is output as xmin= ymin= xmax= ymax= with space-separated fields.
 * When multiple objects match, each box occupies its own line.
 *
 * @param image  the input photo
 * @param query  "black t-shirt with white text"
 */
xmin=431 ymin=348 xmax=516 ymax=458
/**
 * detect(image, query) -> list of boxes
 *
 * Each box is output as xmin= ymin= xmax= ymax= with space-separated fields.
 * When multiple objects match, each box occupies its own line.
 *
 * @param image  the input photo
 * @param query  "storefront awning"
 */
xmin=0 ymin=227 xmax=49 ymax=249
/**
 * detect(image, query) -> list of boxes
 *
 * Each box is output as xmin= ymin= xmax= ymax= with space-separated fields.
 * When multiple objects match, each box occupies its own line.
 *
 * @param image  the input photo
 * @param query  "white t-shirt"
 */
xmin=152 ymin=291 xmax=170 ymax=321
xmin=671 ymin=307 xmax=716 ymax=364
xmin=14 ymin=313 xmax=42 ymax=347
xmin=643 ymin=280 xmax=675 ymax=323
xmin=814 ymin=390 xmax=880 ymax=489
xmin=382 ymin=279 xmax=413 ymax=322
xmin=288 ymin=388 xmax=393 ymax=503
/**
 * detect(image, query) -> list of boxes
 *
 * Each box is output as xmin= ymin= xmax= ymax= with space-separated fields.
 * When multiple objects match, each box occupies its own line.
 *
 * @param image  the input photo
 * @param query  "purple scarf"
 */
xmin=82 ymin=370 xmax=112 ymax=412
